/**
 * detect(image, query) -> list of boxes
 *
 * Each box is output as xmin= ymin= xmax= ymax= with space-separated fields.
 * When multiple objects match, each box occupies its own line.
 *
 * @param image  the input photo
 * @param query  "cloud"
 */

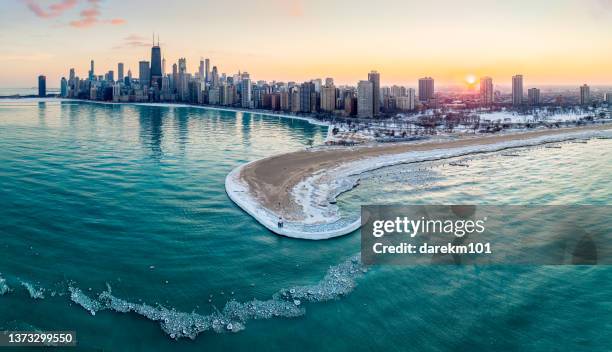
xmin=23 ymin=0 xmax=126 ymax=28
xmin=24 ymin=0 xmax=78 ymax=18
xmin=113 ymin=34 xmax=152 ymax=49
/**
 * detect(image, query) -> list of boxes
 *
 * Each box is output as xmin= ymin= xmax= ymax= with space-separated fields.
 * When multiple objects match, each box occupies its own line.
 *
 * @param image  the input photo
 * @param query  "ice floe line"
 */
xmin=69 ymin=255 xmax=364 ymax=339
xmin=227 ymin=128 xmax=612 ymax=240
xmin=0 ymin=274 xmax=10 ymax=295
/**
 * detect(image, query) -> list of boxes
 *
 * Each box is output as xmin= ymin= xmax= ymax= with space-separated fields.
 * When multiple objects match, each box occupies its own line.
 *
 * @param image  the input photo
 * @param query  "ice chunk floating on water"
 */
xmin=70 ymin=255 xmax=365 ymax=339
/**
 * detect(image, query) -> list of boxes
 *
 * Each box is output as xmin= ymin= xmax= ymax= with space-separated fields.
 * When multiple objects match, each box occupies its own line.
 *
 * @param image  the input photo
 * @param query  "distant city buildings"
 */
xmin=480 ymin=77 xmax=493 ymax=105
xmin=38 ymin=75 xmax=46 ymax=97
xmin=512 ymin=75 xmax=523 ymax=106
xmin=606 ymin=92 xmax=612 ymax=104
xmin=528 ymin=88 xmax=540 ymax=106
xmin=357 ymin=80 xmax=374 ymax=118
xmin=580 ymin=84 xmax=590 ymax=105
xmin=368 ymin=71 xmax=381 ymax=116
xmin=418 ymin=77 xmax=435 ymax=102
xmin=50 ymin=40 xmax=608 ymax=118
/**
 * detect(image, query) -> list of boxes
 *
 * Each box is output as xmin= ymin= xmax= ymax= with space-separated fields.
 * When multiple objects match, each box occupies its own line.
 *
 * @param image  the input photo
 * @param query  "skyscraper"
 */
xmin=199 ymin=59 xmax=205 ymax=81
xmin=38 ymin=75 xmax=46 ymax=97
xmin=418 ymin=77 xmax=434 ymax=102
xmin=368 ymin=71 xmax=380 ymax=116
xmin=150 ymin=40 xmax=162 ymax=88
xmin=357 ymin=80 xmax=374 ymax=118
xmin=527 ymin=88 xmax=540 ymax=106
xmin=300 ymin=82 xmax=314 ymax=113
xmin=580 ymin=84 xmax=590 ymax=105
xmin=162 ymin=58 xmax=166 ymax=76
xmin=605 ymin=92 xmax=612 ymax=104
xmin=118 ymin=63 xmax=124 ymax=81
xmin=205 ymin=58 xmax=210 ymax=83
xmin=320 ymin=83 xmax=336 ymax=112
xmin=60 ymin=77 xmax=68 ymax=98
xmin=512 ymin=75 xmax=523 ymax=106
xmin=480 ymin=77 xmax=493 ymax=105
xmin=88 ymin=60 xmax=95 ymax=80
xmin=241 ymin=75 xmax=252 ymax=108
xmin=139 ymin=61 xmax=150 ymax=86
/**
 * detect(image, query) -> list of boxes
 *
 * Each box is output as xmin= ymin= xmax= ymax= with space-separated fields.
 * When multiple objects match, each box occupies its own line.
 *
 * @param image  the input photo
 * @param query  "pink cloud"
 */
xmin=24 ymin=0 xmax=78 ymax=18
xmin=24 ymin=0 xmax=126 ymax=28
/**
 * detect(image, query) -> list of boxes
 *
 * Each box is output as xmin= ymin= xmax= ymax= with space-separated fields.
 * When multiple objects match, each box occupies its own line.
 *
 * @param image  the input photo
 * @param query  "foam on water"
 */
xmin=21 ymin=281 xmax=45 ymax=299
xmin=0 ymin=274 xmax=10 ymax=295
xmin=68 ymin=255 xmax=364 ymax=339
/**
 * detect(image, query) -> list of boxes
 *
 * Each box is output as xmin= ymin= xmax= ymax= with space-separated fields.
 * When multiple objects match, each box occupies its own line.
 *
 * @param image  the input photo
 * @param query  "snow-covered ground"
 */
xmin=226 ymin=127 xmax=612 ymax=240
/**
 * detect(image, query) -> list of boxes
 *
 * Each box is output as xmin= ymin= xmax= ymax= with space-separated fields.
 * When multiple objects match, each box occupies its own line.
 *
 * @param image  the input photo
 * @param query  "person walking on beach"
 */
xmin=278 ymin=216 xmax=284 ymax=229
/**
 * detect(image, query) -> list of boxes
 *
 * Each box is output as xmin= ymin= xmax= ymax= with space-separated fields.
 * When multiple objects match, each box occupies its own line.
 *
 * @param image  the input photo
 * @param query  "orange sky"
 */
xmin=1 ymin=0 xmax=611 ymax=88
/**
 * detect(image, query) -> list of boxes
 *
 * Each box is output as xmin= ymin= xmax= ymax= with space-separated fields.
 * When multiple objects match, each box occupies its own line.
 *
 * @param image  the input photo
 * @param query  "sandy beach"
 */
xmin=238 ymin=124 xmax=612 ymax=226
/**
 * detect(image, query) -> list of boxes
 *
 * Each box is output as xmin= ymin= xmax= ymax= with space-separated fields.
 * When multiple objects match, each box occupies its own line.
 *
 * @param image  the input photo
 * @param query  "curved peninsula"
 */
xmin=226 ymin=124 xmax=612 ymax=240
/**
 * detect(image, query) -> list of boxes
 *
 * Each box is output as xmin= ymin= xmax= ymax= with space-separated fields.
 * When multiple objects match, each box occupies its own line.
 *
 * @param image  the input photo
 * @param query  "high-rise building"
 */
xmin=605 ymin=92 xmax=612 ymax=104
xmin=88 ymin=60 xmax=95 ymax=80
xmin=69 ymin=68 xmax=75 ymax=81
xmin=325 ymin=77 xmax=334 ymax=86
xmin=118 ymin=63 xmax=124 ymax=81
xmin=60 ymin=77 xmax=68 ymax=98
xmin=390 ymin=85 xmax=406 ymax=97
xmin=162 ymin=58 xmax=166 ymax=76
xmin=527 ymin=88 xmax=540 ymax=106
xmin=38 ymin=75 xmax=46 ymax=97
xmin=418 ymin=77 xmax=434 ymax=102
xmin=320 ymin=84 xmax=336 ymax=112
xmin=397 ymin=88 xmax=416 ymax=111
xmin=205 ymin=59 xmax=210 ymax=83
xmin=199 ymin=60 xmax=205 ymax=81
xmin=211 ymin=66 xmax=219 ymax=87
xmin=150 ymin=41 xmax=162 ymax=88
xmin=139 ymin=61 xmax=150 ymax=86
xmin=480 ymin=77 xmax=493 ymax=105
xmin=357 ymin=80 xmax=374 ymax=118
xmin=241 ymin=76 xmax=252 ymax=108
xmin=368 ymin=71 xmax=381 ymax=116
xmin=512 ymin=75 xmax=523 ymax=106
xmin=106 ymin=70 xmax=114 ymax=82
xmin=580 ymin=84 xmax=590 ymax=105
xmin=300 ymin=82 xmax=314 ymax=113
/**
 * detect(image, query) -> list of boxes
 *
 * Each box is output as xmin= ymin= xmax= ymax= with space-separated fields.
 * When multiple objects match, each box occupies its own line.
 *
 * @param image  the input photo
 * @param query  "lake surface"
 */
xmin=0 ymin=100 xmax=610 ymax=351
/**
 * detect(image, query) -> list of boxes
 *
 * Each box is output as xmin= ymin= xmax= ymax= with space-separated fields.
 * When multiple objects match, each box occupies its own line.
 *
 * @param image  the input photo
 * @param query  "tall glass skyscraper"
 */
xmin=150 ymin=39 xmax=162 ymax=88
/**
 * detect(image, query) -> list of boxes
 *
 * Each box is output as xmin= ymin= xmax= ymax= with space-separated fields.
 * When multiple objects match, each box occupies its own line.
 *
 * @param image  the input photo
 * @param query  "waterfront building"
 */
xmin=60 ymin=77 xmax=68 ymax=97
xmin=291 ymin=88 xmax=301 ymax=113
xmin=38 ymin=75 xmax=46 ymax=97
xmin=528 ymin=88 xmax=540 ymax=106
xmin=580 ymin=84 xmax=590 ymax=105
xmin=357 ymin=80 xmax=374 ymax=118
xmin=241 ymin=76 xmax=252 ymax=108
xmin=150 ymin=42 xmax=162 ymax=88
xmin=205 ymin=58 xmax=210 ymax=83
xmin=270 ymin=93 xmax=281 ymax=111
xmin=162 ymin=58 xmax=166 ymax=76
xmin=139 ymin=61 xmax=150 ymax=87
xmin=368 ymin=71 xmax=381 ymax=116
xmin=300 ymin=82 xmax=314 ymax=113
xmin=480 ymin=77 xmax=493 ymax=105
xmin=606 ymin=92 xmax=612 ymax=104
xmin=418 ymin=77 xmax=434 ymax=102
xmin=118 ymin=63 xmax=124 ymax=81
xmin=280 ymin=90 xmax=291 ymax=111
xmin=320 ymin=84 xmax=336 ymax=112
xmin=512 ymin=74 xmax=523 ymax=106
xmin=88 ymin=60 xmax=95 ymax=80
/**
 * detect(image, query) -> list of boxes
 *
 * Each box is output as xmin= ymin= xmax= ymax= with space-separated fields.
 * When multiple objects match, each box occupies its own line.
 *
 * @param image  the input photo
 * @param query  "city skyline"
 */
xmin=1 ymin=0 xmax=612 ymax=88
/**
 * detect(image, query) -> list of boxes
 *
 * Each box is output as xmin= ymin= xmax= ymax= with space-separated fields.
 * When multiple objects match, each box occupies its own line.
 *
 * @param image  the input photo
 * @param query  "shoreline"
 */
xmin=226 ymin=124 xmax=612 ymax=240
xmin=0 ymin=97 xmax=331 ymax=127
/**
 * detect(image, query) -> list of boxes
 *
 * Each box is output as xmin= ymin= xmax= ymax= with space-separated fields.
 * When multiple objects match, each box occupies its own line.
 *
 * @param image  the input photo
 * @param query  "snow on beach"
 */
xmin=226 ymin=127 xmax=612 ymax=240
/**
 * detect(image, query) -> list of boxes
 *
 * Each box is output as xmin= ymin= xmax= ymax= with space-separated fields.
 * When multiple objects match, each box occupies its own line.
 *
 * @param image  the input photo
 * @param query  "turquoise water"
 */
xmin=0 ymin=100 xmax=610 ymax=351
